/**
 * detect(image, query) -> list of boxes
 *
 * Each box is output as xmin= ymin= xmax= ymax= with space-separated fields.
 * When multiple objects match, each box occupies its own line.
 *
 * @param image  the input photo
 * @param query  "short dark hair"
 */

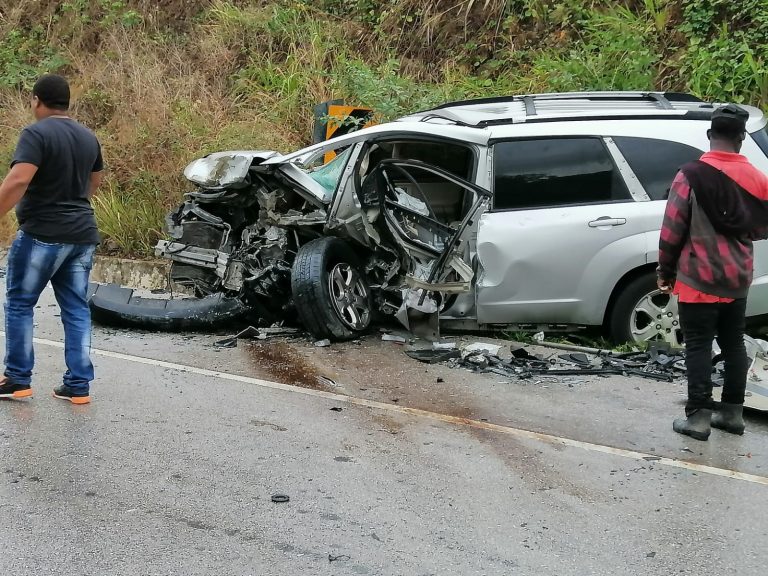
xmin=710 ymin=104 xmax=748 ymax=140
xmin=32 ymin=74 xmax=70 ymax=110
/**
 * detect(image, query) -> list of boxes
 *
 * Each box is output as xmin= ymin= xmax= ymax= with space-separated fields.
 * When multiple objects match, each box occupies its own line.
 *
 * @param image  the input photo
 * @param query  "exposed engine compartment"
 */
xmin=95 ymin=139 xmax=490 ymax=339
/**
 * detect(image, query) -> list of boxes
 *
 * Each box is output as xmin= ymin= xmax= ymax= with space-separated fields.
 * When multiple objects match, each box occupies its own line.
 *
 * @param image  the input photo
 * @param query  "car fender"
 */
xmin=573 ymin=233 xmax=650 ymax=325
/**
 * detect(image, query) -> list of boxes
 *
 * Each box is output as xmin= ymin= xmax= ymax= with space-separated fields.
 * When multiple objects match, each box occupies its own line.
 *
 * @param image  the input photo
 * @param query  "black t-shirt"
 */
xmin=12 ymin=117 xmax=103 ymax=244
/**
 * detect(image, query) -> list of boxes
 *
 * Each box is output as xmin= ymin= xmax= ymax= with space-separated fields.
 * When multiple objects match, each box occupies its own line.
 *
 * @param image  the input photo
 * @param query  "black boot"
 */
xmin=673 ymin=409 xmax=712 ymax=441
xmin=711 ymin=402 xmax=745 ymax=435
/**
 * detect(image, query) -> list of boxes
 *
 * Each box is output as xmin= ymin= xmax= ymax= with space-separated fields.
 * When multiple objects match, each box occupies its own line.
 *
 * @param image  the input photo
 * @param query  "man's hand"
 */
xmin=657 ymin=277 xmax=673 ymax=294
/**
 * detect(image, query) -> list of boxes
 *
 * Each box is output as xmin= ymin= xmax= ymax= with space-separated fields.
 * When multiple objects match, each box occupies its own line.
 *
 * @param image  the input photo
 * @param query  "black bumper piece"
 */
xmin=88 ymin=283 xmax=248 ymax=331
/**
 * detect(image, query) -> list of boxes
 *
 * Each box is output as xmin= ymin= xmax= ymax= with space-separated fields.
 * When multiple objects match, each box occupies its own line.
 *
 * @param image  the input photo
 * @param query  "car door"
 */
xmin=475 ymin=136 xmax=661 ymax=326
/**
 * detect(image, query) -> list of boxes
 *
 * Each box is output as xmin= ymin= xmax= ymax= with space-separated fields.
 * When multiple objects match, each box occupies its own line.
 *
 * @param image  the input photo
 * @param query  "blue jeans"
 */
xmin=4 ymin=230 xmax=97 ymax=394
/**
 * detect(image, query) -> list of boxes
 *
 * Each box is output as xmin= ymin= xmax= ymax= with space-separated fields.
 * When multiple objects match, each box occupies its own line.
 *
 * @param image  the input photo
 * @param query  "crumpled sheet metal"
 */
xmin=395 ymin=289 xmax=440 ymax=341
xmin=744 ymin=354 xmax=768 ymax=411
xmin=184 ymin=151 xmax=278 ymax=189
xmin=712 ymin=336 xmax=768 ymax=411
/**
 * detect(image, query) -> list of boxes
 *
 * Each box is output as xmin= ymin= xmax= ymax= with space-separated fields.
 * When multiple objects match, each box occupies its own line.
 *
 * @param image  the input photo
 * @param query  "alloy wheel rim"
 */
xmin=328 ymin=263 xmax=371 ymax=330
xmin=629 ymin=290 xmax=683 ymax=348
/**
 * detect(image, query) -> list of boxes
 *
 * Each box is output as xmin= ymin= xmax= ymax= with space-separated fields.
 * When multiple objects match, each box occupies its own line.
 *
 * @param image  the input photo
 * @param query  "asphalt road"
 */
xmin=1 ymin=283 xmax=767 ymax=575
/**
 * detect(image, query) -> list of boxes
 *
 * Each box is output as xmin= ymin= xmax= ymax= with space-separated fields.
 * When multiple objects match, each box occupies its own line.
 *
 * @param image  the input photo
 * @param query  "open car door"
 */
xmin=362 ymin=159 xmax=492 ymax=338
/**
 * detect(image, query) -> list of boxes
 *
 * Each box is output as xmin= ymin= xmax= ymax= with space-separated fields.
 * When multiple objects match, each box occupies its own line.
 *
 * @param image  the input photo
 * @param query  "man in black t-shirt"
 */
xmin=0 ymin=74 xmax=103 ymax=405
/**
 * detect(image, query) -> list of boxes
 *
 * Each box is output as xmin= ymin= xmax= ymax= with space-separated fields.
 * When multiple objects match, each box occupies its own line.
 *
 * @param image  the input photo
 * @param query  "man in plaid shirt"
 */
xmin=658 ymin=104 xmax=768 ymax=441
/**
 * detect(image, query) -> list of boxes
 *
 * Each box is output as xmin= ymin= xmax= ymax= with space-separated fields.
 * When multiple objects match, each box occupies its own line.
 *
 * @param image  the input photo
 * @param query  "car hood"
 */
xmin=184 ymin=151 xmax=279 ymax=189
xmin=183 ymin=150 xmax=333 ymax=206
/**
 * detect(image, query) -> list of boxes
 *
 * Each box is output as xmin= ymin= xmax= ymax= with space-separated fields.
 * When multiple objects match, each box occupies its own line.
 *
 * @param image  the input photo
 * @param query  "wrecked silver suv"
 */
xmin=90 ymin=92 xmax=768 ymax=345
xmin=91 ymin=139 xmax=491 ymax=340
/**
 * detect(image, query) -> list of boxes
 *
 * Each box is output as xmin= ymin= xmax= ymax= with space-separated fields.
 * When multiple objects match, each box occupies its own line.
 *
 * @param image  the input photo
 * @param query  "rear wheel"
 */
xmin=609 ymin=272 xmax=683 ymax=347
xmin=291 ymin=237 xmax=373 ymax=341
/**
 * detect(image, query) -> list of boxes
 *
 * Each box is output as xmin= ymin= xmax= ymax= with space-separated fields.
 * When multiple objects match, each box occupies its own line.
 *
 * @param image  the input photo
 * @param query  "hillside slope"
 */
xmin=0 ymin=0 xmax=766 ymax=255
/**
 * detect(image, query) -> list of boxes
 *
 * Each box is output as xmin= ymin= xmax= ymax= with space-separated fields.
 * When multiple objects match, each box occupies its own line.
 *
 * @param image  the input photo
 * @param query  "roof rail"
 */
xmin=664 ymin=92 xmax=705 ymax=103
xmin=647 ymin=92 xmax=673 ymax=110
xmin=417 ymin=109 xmax=476 ymax=127
xmin=521 ymin=95 xmax=537 ymax=116
xmin=427 ymin=91 xmax=704 ymax=114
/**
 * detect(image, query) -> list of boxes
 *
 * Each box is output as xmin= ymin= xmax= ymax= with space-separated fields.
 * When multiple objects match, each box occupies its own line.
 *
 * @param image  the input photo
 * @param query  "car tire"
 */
xmin=291 ymin=237 xmax=373 ymax=341
xmin=609 ymin=272 xmax=683 ymax=347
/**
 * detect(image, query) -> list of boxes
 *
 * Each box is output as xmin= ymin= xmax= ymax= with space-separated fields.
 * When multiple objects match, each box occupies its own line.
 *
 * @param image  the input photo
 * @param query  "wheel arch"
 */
xmin=602 ymin=263 xmax=658 ymax=327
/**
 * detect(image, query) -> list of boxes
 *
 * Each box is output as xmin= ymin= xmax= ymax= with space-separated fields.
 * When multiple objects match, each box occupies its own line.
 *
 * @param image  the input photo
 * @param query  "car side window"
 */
xmin=492 ymin=137 xmax=630 ymax=210
xmin=613 ymin=136 xmax=703 ymax=200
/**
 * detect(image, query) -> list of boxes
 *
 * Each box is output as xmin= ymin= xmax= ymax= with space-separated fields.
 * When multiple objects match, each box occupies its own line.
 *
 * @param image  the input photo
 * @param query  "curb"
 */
xmin=91 ymin=256 xmax=170 ymax=290
xmin=1 ymin=248 xmax=170 ymax=291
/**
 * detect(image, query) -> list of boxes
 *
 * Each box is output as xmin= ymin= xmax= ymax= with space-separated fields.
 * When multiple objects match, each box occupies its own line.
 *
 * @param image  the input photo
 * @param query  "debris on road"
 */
xmin=533 ymin=332 xmax=616 ymax=355
xmin=328 ymin=554 xmax=351 ymax=563
xmin=90 ymin=283 xmax=249 ymax=331
xmin=214 ymin=325 xmax=301 ymax=348
xmin=407 ymin=341 xmax=685 ymax=383
xmin=432 ymin=341 xmax=457 ymax=350
xmin=271 ymin=494 xmax=290 ymax=503
xmin=316 ymin=375 xmax=338 ymax=388
xmin=314 ymin=339 xmax=332 ymax=348
xmin=382 ymin=333 xmax=408 ymax=343
xmin=461 ymin=342 xmax=502 ymax=357
xmin=405 ymin=348 xmax=461 ymax=364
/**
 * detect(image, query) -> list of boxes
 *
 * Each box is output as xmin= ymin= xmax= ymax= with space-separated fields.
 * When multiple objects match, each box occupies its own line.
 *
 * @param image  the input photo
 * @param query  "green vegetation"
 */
xmin=0 ymin=0 xmax=766 ymax=256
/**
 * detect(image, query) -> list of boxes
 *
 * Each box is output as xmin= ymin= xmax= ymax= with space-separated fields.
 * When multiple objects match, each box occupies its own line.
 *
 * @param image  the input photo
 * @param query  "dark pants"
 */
xmin=679 ymin=299 xmax=748 ymax=413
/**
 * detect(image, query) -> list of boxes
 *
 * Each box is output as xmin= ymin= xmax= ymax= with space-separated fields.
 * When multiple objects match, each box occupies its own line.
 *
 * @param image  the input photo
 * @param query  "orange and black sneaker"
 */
xmin=52 ymin=384 xmax=90 ymax=405
xmin=0 ymin=376 xmax=33 ymax=400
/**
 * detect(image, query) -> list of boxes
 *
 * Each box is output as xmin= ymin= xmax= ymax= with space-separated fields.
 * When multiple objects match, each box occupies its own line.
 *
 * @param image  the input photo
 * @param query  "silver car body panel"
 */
xmin=471 ymin=119 xmax=768 ymax=325
xmin=476 ymin=201 xmax=659 ymax=325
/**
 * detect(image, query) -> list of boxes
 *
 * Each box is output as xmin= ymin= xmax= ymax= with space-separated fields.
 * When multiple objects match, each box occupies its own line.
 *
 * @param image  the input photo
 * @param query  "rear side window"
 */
xmin=493 ymin=138 xmax=630 ymax=210
xmin=613 ymin=136 xmax=702 ymax=200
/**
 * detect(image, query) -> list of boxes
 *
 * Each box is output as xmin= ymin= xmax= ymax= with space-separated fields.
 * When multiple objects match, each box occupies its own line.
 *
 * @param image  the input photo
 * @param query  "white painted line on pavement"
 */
xmin=13 ymin=333 xmax=768 ymax=487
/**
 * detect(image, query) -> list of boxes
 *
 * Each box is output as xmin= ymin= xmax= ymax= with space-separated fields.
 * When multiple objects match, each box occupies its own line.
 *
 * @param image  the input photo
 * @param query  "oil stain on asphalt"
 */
xmin=246 ymin=341 xmax=333 ymax=391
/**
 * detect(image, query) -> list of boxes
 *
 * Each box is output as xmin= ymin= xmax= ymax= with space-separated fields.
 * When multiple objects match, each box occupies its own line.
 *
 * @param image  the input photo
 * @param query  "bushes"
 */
xmin=527 ymin=5 xmax=662 ymax=92
xmin=92 ymin=173 xmax=167 ymax=255
xmin=0 ymin=27 xmax=68 ymax=88
xmin=679 ymin=0 xmax=768 ymax=105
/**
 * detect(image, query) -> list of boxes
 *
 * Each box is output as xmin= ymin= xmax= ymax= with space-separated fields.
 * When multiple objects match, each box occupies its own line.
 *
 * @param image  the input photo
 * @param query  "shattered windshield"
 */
xmin=303 ymin=147 xmax=353 ymax=197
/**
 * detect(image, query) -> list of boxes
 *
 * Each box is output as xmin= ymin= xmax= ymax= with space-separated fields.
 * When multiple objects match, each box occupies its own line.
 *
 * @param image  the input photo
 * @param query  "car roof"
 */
xmin=264 ymin=121 xmax=490 ymax=165
xmin=399 ymin=91 xmax=766 ymax=132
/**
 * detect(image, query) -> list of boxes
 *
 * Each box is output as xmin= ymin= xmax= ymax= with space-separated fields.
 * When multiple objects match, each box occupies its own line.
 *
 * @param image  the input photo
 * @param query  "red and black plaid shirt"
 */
xmin=658 ymin=151 xmax=768 ymax=300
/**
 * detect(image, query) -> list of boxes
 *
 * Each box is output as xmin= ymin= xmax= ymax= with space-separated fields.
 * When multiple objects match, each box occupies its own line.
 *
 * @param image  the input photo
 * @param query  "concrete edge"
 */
xmin=1 ymin=247 xmax=170 ymax=291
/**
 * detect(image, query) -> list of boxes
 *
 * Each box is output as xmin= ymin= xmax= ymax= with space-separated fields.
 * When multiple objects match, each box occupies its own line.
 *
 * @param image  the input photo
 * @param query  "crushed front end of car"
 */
xmin=90 ymin=137 xmax=490 ymax=340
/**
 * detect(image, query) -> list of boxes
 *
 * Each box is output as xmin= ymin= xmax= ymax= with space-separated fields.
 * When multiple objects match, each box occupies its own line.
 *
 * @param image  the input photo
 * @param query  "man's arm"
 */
xmin=0 ymin=163 xmax=38 ymax=218
xmin=657 ymin=170 xmax=692 ymax=292
xmin=89 ymin=170 xmax=104 ymax=197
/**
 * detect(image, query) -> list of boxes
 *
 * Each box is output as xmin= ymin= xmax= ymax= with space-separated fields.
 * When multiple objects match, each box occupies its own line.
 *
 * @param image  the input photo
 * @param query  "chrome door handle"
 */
xmin=588 ymin=217 xmax=627 ymax=228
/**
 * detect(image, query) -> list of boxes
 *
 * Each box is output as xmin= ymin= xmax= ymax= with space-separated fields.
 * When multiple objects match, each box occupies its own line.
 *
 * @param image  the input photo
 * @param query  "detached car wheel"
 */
xmin=291 ymin=237 xmax=373 ymax=341
xmin=609 ymin=272 xmax=683 ymax=348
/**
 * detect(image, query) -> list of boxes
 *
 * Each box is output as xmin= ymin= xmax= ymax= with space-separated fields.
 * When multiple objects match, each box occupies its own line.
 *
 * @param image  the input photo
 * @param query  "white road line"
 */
xmin=10 ymin=333 xmax=768 ymax=487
